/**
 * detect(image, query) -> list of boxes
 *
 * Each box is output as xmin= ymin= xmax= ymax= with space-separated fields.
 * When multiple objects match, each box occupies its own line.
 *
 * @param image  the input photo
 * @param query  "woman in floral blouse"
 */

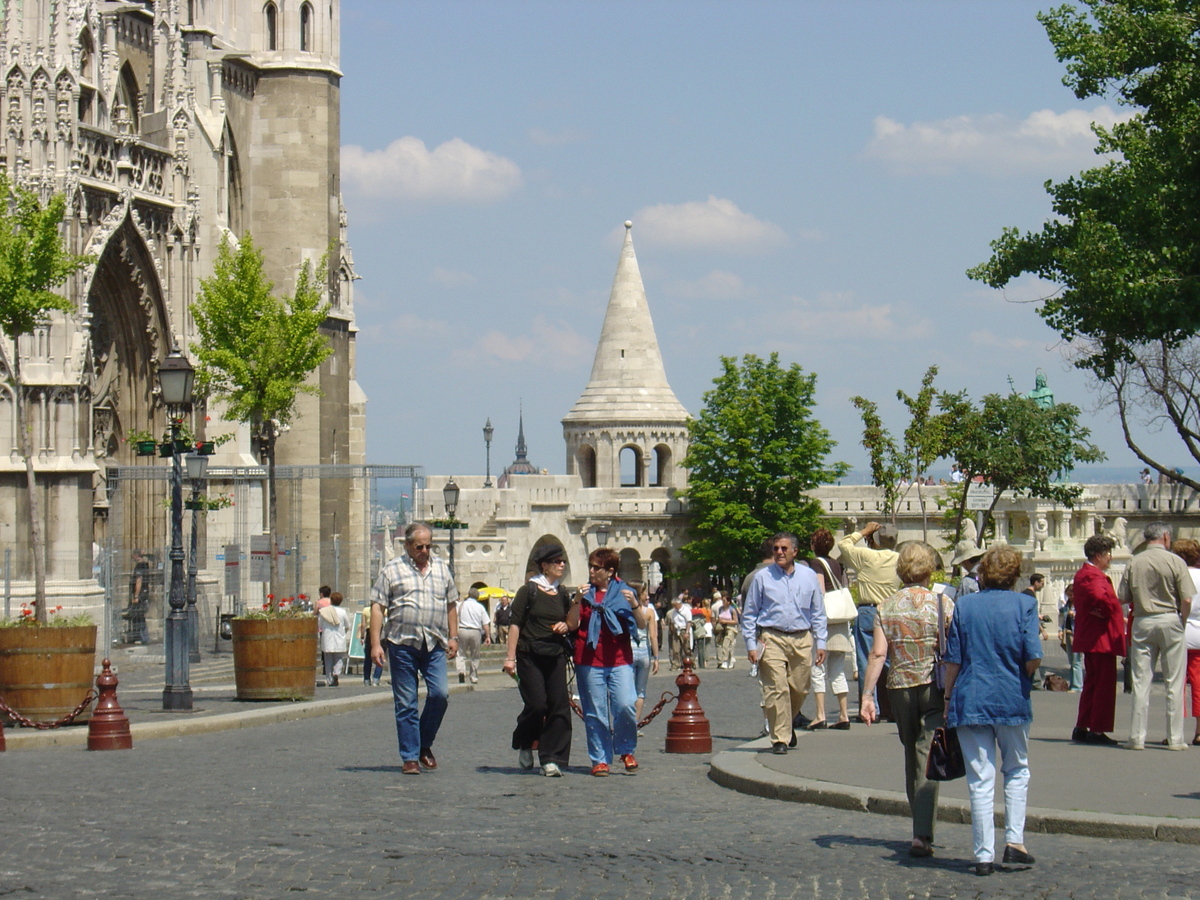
xmin=860 ymin=540 xmax=951 ymax=859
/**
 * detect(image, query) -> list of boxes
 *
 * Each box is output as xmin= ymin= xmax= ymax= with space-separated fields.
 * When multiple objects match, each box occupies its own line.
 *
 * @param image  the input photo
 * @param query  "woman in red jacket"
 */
xmin=1071 ymin=535 xmax=1127 ymax=746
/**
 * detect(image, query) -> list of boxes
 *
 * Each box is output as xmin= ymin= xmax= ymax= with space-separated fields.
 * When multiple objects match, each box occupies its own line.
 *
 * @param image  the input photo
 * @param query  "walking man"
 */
xmin=370 ymin=522 xmax=460 ymax=774
xmin=741 ymin=532 xmax=827 ymax=754
xmin=1071 ymin=535 xmax=1125 ymax=745
xmin=837 ymin=522 xmax=900 ymax=713
xmin=456 ymin=587 xmax=491 ymax=684
xmin=1120 ymin=521 xmax=1193 ymax=750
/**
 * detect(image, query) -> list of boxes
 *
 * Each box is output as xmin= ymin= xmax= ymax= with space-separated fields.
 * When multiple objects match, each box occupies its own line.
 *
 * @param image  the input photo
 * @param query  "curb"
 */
xmin=709 ymin=739 xmax=1200 ymax=845
xmin=2 ymin=680 xmax=502 ymax=751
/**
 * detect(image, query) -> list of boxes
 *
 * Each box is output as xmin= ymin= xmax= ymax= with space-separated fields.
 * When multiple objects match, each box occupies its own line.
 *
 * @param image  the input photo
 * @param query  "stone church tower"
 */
xmin=0 ymin=1 xmax=362 ymax=613
xmin=562 ymin=222 xmax=689 ymax=492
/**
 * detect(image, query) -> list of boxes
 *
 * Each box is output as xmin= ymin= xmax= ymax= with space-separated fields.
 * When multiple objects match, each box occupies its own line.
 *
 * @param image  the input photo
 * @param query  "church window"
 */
xmin=264 ymin=2 xmax=278 ymax=51
xmin=300 ymin=3 xmax=313 ymax=51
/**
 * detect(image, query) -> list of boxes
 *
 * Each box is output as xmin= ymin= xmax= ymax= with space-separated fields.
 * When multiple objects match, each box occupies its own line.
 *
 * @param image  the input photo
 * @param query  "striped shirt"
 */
xmin=371 ymin=553 xmax=459 ymax=649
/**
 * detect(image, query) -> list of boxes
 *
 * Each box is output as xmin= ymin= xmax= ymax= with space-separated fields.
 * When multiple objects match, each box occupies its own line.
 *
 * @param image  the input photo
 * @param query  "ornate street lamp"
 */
xmin=482 ymin=418 xmax=494 ymax=488
xmin=442 ymin=477 xmax=459 ymax=576
xmin=594 ymin=523 xmax=610 ymax=548
xmin=185 ymin=452 xmax=209 ymax=664
xmin=159 ymin=351 xmax=194 ymax=710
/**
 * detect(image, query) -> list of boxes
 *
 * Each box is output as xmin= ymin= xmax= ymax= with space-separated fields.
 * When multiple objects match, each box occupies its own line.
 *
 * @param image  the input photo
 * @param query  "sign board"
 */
xmin=965 ymin=482 xmax=996 ymax=511
xmin=224 ymin=543 xmax=241 ymax=595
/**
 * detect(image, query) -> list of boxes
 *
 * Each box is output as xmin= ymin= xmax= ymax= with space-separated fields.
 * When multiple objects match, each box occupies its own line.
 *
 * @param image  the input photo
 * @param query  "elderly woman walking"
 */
xmin=943 ymin=545 xmax=1042 ymax=877
xmin=860 ymin=541 xmax=950 ymax=858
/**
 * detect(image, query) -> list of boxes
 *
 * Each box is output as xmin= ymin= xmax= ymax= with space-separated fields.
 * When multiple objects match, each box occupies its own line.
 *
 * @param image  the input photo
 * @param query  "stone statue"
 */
xmin=1033 ymin=514 xmax=1050 ymax=551
xmin=962 ymin=517 xmax=978 ymax=545
xmin=1105 ymin=516 xmax=1128 ymax=550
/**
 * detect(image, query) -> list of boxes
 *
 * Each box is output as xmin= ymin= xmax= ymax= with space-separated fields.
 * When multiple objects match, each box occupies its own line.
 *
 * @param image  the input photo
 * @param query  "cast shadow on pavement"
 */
xmin=339 ymin=765 xmax=410 ymax=774
xmin=811 ymin=834 xmax=1002 ymax=875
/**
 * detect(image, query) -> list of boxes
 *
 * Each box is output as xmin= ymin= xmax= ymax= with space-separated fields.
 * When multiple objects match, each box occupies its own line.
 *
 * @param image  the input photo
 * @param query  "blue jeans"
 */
xmin=958 ymin=723 xmax=1031 ymax=864
xmin=631 ymin=646 xmax=651 ymax=699
xmin=1065 ymin=647 xmax=1084 ymax=691
xmin=385 ymin=640 xmax=450 ymax=763
xmin=853 ymin=605 xmax=878 ymax=705
xmin=576 ymin=664 xmax=638 ymax=765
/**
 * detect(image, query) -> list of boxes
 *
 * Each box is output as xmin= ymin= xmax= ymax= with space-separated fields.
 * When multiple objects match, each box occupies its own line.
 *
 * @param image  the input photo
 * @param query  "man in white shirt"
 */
xmin=456 ymin=588 xmax=492 ymax=684
xmin=669 ymin=594 xmax=693 ymax=669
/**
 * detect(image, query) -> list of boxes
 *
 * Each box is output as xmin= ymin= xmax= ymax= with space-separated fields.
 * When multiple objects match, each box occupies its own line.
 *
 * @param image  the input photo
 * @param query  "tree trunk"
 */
xmin=915 ymin=475 xmax=928 ymax=542
xmin=11 ymin=354 xmax=47 ymax=621
xmin=266 ymin=419 xmax=279 ymax=611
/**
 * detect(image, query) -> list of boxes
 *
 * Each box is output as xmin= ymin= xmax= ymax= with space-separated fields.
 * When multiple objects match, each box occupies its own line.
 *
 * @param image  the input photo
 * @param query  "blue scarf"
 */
xmin=582 ymin=576 xmax=640 ymax=649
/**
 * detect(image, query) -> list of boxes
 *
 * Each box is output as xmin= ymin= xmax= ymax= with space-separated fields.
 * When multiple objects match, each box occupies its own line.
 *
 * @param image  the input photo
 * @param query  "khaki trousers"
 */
xmin=1129 ymin=612 xmax=1187 ymax=746
xmin=758 ymin=628 xmax=813 ymax=744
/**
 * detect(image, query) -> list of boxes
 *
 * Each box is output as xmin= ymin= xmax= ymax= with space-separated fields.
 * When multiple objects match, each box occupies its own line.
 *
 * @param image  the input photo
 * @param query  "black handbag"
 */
xmin=926 ymin=726 xmax=966 ymax=781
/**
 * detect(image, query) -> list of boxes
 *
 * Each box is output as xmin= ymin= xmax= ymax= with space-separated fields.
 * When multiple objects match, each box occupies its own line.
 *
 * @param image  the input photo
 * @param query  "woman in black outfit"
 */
xmin=503 ymin=543 xmax=573 ymax=777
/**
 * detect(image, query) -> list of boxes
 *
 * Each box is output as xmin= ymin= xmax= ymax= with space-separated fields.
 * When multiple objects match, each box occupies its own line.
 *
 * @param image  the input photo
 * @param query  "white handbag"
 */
xmin=817 ymin=557 xmax=858 ymax=624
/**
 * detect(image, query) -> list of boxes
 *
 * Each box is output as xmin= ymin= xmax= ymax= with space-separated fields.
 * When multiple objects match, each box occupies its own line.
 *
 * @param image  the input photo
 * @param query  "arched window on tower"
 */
xmin=300 ymin=2 xmax=313 ymax=51
xmin=619 ymin=445 xmax=643 ymax=487
xmin=264 ymin=2 xmax=278 ymax=51
xmin=651 ymin=444 xmax=672 ymax=487
xmin=115 ymin=63 xmax=140 ymax=132
xmin=576 ymin=444 xmax=596 ymax=488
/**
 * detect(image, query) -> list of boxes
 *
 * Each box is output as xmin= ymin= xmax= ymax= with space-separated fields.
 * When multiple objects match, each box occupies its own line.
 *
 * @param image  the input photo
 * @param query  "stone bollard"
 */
xmin=664 ymin=655 xmax=712 ymax=753
xmin=87 ymin=659 xmax=133 ymax=751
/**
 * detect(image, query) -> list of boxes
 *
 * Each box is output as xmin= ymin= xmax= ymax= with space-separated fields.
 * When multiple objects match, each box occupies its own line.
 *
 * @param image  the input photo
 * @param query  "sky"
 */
xmin=338 ymin=0 xmax=1172 ymax=483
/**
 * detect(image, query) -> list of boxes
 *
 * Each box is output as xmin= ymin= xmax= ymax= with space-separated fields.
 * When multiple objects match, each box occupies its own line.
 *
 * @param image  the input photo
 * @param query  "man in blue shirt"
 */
xmin=742 ymin=532 xmax=828 ymax=754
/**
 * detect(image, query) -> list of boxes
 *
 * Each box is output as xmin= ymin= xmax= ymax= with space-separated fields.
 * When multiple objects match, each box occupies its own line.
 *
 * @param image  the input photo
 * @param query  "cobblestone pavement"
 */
xmin=2 ymin=667 xmax=1197 ymax=899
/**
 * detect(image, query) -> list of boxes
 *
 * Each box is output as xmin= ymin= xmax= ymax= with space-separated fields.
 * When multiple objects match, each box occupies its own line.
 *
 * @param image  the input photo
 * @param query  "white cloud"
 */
xmin=864 ymin=105 xmax=1132 ymax=175
xmin=781 ymin=292 xmax=934 ymax=341
xmin=341 ymin=136 xmax=522 ymax=202
xmin=457 ymin=316 xmax=591 ymax=368
xmin=429 ymin=267 xmax=476 ymax=288
xmin=358 ymin=313 xmax=452 ymax=344
xmin=630 ymin=197 xmax=787 ymax=252
xmin=669 ymin=269 xmax=750 ymax=301
xmin=968 ymin=329 xmax=1039 ymax=351
xmin=528 ymin=127 xmax=587 ymax=147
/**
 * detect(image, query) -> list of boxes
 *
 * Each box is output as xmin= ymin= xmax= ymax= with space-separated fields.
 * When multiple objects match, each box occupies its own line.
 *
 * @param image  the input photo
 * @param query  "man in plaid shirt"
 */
xmin=370 ymin=522 xmax=460 ymax=774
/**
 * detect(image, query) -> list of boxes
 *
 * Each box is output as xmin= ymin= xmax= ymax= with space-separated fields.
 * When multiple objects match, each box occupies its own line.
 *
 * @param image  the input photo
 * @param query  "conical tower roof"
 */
xmin=563 ymin=222 xmax=689 ymax=424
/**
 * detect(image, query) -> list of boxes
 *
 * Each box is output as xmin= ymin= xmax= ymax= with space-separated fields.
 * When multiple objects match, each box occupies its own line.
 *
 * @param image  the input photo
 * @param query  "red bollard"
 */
xmin=664 ymin=656 xmax=712 ymax=753
xmin=0 ymin=716 xmax=6 ymax=752
xmin=87 ymin=659 xmax=133 ymax=751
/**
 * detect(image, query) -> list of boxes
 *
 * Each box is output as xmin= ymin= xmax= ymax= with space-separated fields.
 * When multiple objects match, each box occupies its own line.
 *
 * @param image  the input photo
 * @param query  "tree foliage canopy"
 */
xmin=682 ymin=353 xmax=847 ymax=582
xmin=968 ymin=0 xmax=1200 ymax=377
xmin=190 ymin=234 xmax=332 ymax=432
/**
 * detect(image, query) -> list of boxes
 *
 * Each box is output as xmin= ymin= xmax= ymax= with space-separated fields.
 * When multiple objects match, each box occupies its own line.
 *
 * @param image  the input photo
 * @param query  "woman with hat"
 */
xmin=952 ymin=540 xmax=985 ymax=597
xmin=503 ymin=544 xmax=573 ymax=777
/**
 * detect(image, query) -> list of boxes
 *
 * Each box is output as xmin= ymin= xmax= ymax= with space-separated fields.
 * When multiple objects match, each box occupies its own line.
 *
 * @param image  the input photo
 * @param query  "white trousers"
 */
xmin=1129 ymin=612 xmax=1187 ymax=746
xmin=957 ymin=723 xmax=1030 ymax=864
xmin=810 ymin=650 xmax=848 ymax=694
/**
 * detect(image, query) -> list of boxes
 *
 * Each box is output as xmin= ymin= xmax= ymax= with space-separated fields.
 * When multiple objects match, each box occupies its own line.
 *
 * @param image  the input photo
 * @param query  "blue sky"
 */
xmin=339 ymin=0 xmax=1167 ymax=481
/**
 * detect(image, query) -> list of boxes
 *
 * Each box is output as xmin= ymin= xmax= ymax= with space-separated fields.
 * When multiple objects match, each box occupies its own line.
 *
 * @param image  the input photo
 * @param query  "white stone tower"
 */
xmin=562 ymin=222 xmax=689 ymax=490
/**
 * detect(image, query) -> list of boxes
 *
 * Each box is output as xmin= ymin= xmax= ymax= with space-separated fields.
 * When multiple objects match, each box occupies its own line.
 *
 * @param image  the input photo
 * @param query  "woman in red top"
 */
xmin=566 ymin=547 xmax=646 ymax=776
xmin=1071 ymin=534 xmax=1127 ymax=745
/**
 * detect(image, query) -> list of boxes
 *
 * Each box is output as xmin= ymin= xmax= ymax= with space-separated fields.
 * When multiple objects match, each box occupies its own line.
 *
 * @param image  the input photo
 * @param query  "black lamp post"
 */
xmin=482 ymin=419 xmax=494 ymax=488
xmin=442 ymin=477 xmax=460 ymax=577
xmin=159 ymin=351 xmax=195 ymax=710
xmin=185 ymin=452 xmax=209 ymax=664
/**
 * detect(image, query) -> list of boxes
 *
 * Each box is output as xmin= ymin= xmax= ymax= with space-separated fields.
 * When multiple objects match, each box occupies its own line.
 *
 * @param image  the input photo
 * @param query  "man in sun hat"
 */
xmin=951 ymin=539 xmax=985 ymax=598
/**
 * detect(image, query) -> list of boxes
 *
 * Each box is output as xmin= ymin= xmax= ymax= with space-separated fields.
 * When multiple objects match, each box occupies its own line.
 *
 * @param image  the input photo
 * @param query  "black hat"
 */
xmin=532 ymin=544 xmax=565 ymax=565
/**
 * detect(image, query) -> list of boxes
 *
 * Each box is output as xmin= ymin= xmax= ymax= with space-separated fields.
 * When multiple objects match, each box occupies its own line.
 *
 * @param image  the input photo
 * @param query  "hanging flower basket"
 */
xmin=196 ymin=441 xmax=216 ymax=456
xmin=136 ymin=440 xmax=157 ymax=457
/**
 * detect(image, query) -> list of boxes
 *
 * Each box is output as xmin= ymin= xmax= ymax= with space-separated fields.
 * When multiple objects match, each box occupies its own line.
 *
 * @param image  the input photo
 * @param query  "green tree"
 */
xmin=968 ymin=1 xmax=1200 ymax=483
xmin=949 ymin=392 xmax=1105 ymax=542
xmin=851 ymin=366 xmax=947 ymax=539
xmin=190 ymin=235 xmax=332 ymax=608
xmin=682 ymin=353 xmax=848 ymax=584
xmin=0 ymin=176 xmax=91 ymax=621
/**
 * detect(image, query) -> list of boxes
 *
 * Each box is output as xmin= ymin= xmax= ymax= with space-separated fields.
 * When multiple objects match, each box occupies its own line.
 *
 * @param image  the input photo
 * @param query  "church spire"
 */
xmin=563 ymin=222 xmax=688 ymax=424
xmin=514 ymin=404 xmax=529 ymax=462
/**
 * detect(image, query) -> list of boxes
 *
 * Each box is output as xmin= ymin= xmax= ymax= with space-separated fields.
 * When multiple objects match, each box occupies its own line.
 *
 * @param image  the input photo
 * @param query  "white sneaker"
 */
xmin=542 ymin=762 xmax=563 ymax=777
xmin=518 ymin=748 xmax=535 ymax=769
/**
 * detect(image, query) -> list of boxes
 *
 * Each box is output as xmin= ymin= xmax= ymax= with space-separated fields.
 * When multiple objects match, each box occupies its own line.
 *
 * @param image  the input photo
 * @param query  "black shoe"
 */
xmin=771 ymin=742 xmax=788 ymax=755
xmin=1085 ymin=731 xmax=1119 ymax=746
xmin=974 ymin=863 xmax=994 ymax=877
xmin=1071 ymin=727 xmax=1089 ymax=743
xmin=792 ymin=712 xmax=812 ymax=730
xmin=832 ymin=720 xmax=851 ymax=731
xmin=788 ymin=730 xmax=798 ymax=748
xmin=1002 ymin=846 xmax=1035 ymax=865
xmin=807 ymin=719 xmax=828 ymax=731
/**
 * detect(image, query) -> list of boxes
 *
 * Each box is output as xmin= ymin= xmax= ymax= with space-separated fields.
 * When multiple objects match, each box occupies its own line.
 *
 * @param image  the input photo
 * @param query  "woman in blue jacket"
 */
xmin=943 ymin=545 xmax=1042 ymax=877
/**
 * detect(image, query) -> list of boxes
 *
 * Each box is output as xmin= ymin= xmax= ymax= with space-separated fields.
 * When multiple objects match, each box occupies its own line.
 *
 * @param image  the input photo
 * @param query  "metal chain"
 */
xmin=0 ymin=690 xmax=96 ymax=730
xmin=568 ymin=690 xmax=676 ymax=730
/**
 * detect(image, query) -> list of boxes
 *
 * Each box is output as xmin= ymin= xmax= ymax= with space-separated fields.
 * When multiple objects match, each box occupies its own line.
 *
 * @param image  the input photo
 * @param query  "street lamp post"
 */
xmin=442 ymin=477 xmax=460 ymax=577
xmin=594 ymin=523 xmax=610 ymax=548
xmin=185 ymin=452 xmax=209 ymax=664
xmin=159 ymin=351 xmax=195 ymax=711
xmin=482 ymin=419 xmax=494 ymax=488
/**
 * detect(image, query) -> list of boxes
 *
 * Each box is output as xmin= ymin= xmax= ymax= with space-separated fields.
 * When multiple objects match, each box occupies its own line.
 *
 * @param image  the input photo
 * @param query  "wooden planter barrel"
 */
xmin=0 ymin=625 xmax=98 ymax=725
xmin=231 ymin=616 xmax=318 ymax=701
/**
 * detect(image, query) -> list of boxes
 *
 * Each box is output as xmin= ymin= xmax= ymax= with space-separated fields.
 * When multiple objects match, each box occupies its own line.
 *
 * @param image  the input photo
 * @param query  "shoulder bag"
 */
xmin=933 ymin=591 xmax=948 ymax=691
xmin=817 ymin=557 xmax=858 ymax=624
xmin=925 ymin=725 xmax=965 ymax=781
